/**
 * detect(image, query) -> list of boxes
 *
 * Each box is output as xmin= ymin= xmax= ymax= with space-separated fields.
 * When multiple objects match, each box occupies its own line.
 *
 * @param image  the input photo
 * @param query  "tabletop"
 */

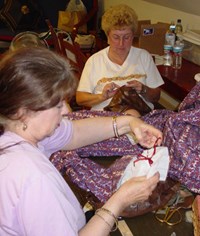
xmin=157 ymin=58 xmax=199 ymax=101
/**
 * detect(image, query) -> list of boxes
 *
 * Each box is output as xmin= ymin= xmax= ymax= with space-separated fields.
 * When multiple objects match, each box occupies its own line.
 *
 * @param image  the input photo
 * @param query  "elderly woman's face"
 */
xmin=108 ymin=26 xmax=134 ymax=53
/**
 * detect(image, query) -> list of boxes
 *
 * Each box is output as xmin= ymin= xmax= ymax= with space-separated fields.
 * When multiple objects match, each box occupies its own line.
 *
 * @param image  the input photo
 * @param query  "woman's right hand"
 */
xmin=79 ymin=173 xmax=159 ymax=236
xmin=102 ymin=82 xmax=120 ymax=100
xmin=117 ymin=173 xmax=160 ymax=209
xmin=104 ymin=172 xmax=160 ymax=216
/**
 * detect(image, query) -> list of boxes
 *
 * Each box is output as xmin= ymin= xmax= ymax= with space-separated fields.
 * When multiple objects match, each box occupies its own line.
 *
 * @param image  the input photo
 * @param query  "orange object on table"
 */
xmin=192 ymin=195 xmax=200 ymax=236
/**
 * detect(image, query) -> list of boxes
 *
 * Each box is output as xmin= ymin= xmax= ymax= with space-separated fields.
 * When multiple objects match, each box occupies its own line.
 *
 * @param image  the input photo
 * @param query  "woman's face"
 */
xmin=107 ymin=26 xmax=134 ymax=55
xmin=25 ymin=101 xmax=69 ymax=144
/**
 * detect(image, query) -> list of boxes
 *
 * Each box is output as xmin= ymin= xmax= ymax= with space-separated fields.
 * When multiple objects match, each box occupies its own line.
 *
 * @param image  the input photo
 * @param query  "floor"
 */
xmin=111 ymin=210 xmax=194 ymax=236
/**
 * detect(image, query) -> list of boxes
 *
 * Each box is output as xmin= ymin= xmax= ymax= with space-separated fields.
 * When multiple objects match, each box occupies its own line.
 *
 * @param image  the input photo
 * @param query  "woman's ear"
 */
xmin=13 ymin=107 xmax=28 ymax=121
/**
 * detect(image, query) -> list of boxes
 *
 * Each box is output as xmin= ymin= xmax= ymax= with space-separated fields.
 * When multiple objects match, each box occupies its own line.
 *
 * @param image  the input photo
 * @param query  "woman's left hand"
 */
xmin=129 ymin=118 xmax=163 ymax=148
xmin=126 ymin=80 xmax=143 ymax=94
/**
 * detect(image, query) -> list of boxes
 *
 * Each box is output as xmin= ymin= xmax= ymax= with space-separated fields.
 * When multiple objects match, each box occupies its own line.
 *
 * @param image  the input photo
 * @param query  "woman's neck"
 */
xmin=108 ymin=48 xmax=129 ymax=65
xmin=6 ymin=122 xmax=37 ymax=147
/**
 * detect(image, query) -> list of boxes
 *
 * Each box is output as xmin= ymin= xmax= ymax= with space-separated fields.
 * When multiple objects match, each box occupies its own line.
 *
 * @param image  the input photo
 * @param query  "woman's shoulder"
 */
xmin=89 ymin=46 xmax=109 ymax=61
xmin=39 ymin=118 xmax=73 ymax=157
xmin=130 ymin=46 xmax=153 ymax=63
xmin=131 ymin=46 xmax=151 ymax=57
xmin=0 ymin=132 xmax=49 ymax=172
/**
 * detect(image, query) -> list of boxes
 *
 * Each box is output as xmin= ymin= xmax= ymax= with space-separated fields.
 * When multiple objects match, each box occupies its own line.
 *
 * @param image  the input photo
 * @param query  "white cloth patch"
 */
xmin=117 ymin=146 xmax=170 ymax=189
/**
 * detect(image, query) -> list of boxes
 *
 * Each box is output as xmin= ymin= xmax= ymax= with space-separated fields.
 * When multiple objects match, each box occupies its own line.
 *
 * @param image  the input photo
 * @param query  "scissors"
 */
xmin=155 ymin=205 xmax=182 ymax=226
xmin=155 ymin=193 xmax=182 ymax=226
xmin=155 ymin=191 xmax=194 ymax=226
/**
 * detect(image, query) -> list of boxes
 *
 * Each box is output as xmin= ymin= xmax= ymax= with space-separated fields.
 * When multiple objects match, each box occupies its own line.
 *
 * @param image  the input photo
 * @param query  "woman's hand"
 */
xmin=102 ymin=82 xmax=120 ymax=100
xmin=129 ymin=117 xmax=163 ymax=148
xmin=126 ymin=80 xmax=143 ymax=94
xmin=102 ymin=172 xmax=160 ymax=218
xmin=117 ymin=173 xmax=160 ymax=209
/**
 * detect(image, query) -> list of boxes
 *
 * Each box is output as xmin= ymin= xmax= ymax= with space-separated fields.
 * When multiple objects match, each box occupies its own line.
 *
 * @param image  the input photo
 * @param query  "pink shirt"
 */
xmin=0 ymin=119 xmax=86 ymax=236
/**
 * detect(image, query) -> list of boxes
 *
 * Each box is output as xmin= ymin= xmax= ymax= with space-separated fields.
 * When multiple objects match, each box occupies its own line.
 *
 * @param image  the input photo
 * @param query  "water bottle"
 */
xmin=175 ymin=19 xmax=183 ymax=34
xmin=172 ymin=45 xmax=182 ymax=69
xmin=175 ymin=19 xmax=183 ymax=41
xmin=165 ymin=32 xmax=175 ymax=47
xmin=163 ymin=45 xmax=172 ymax=66
xmin=165 ymin=22 xmax=176 ymax=46
xmin=169 ymin=21 xmax=176 ymax=34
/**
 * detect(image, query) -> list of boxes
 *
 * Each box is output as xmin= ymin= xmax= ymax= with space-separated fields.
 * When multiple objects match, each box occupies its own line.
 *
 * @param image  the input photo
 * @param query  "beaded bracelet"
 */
xmin=112 ymin=116 xmax=119 ymax=138
xmin=95 ymin=208 xmax=118 ymax=232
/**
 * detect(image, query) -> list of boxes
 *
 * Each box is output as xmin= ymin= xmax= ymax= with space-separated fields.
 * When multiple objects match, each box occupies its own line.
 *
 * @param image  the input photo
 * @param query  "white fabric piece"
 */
xmin=117 ymin=146 xmax=170 ymax=189
xmin=75 ymin=34 xmax=95 ymax=49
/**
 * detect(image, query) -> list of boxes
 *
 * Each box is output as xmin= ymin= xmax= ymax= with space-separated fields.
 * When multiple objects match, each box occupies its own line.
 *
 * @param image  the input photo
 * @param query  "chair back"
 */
xmin=58 ymin=32 xmax=90 ymax=111
xmin=58 ymin=32 xmax=88 ymax=75
xmin=45 ymin=19 xmax=61 ymax=54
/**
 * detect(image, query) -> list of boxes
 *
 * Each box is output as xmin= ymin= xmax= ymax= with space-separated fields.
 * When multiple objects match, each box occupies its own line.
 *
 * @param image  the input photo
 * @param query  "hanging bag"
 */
xmin=57 ymin=0 xmax=87 ymax=33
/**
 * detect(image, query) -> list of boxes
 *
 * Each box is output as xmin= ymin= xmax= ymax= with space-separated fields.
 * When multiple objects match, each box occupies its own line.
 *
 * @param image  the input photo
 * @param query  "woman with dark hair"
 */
xmin=0 ymin=47 xmax=161 ymax=236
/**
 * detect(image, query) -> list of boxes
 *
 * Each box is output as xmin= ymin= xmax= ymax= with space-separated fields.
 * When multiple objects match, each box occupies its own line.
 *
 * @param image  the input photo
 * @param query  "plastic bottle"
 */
xmin=169 ymin=21 xmax=176 ymax=34
xmin=165 ymin=24 xmax=176 ymax=46
xmin=163 ymin=45 xmax=173 ymax=66
xmin=176 ymin=37 xmax=184 ymax=51
xmin=175 ymin=19 xmax=183 ymax=34
xmin=172 ymin=45 xmax=182 ymax=69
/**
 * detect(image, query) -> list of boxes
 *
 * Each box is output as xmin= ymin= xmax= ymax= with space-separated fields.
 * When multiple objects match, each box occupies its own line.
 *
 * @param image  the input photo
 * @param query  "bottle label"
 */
xmin=165 ymin=33 xmax=175 ymax=46
xmin=172 ymin=53 xmax=182 ymax=69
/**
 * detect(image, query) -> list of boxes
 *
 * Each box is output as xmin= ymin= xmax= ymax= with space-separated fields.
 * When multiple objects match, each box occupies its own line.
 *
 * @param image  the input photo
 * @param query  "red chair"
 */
xmin=45 ymin=19 xmax=61 ymax=54
xmin=58 ymin=32 xmax=90 ymax=111
xmin=58 ymin=32 xmax=88 ymax=75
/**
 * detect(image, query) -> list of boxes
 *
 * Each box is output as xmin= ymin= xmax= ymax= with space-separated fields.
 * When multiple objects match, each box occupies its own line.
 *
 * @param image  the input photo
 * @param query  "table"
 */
xmin=157 ymin=59 xmax=199 ymax=101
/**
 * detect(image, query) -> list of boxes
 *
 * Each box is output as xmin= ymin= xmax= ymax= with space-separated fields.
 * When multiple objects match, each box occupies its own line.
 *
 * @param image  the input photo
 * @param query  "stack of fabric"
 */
xmin=193 ymin=195 xmax=200 ymax=236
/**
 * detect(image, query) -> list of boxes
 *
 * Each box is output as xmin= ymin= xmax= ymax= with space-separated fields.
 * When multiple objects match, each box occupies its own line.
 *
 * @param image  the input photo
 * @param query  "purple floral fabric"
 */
xmin=51 ymin=110 xmax=143 ymax=202
xmin=161 ymin=82 xmax=200 ymax=194
xmin=51 ymin=83 xmax=200 ymax=202
xmin=144 ymin=82 xmax=200 ymax=194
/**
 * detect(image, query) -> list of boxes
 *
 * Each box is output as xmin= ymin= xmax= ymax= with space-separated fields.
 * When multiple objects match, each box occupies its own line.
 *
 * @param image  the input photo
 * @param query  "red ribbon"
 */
xmin=133 ymin=137 xmax=161 ymax=166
